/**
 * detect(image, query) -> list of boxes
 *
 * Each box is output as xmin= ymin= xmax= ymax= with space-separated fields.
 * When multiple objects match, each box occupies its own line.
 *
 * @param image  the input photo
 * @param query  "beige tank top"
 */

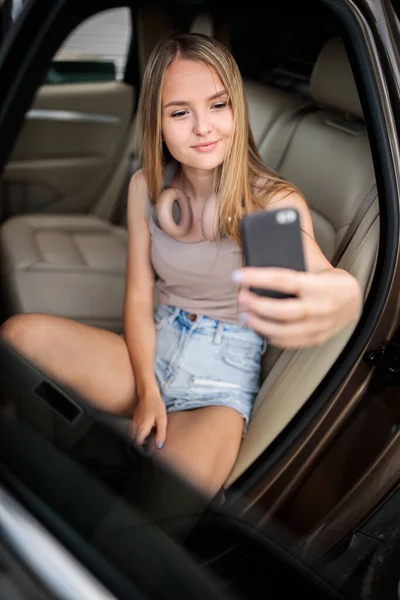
xmin=145 ymin=162 xmax=243 ymax=324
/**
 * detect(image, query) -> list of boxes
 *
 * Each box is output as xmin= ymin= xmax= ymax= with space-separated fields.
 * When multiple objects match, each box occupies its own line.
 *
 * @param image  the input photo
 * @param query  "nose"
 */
xmin=193 ymin=111 xmax=213 ymax=136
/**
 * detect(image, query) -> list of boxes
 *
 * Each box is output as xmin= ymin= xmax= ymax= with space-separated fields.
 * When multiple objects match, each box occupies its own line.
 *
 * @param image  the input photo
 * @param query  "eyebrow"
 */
xmin=163 ymin=89 xmax=228 ymax=110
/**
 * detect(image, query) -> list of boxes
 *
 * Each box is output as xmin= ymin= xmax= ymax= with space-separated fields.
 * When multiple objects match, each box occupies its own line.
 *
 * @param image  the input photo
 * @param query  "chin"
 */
xmin=189 ymin=152 xmax=226 ymax=171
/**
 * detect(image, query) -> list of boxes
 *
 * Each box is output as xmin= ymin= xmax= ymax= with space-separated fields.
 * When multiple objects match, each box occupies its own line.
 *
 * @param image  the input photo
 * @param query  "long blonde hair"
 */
xmin=138 ymin=32 xmax=298 ymax=244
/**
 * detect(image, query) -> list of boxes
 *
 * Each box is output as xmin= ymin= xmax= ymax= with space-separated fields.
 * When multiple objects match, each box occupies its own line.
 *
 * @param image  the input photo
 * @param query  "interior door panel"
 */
xmin=0 ymin=81 xmax=134 ymax=218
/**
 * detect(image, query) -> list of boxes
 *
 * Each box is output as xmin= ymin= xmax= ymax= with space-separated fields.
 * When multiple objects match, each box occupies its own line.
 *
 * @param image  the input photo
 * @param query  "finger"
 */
xmin=136 ymin=420 xmax=154 ymax=446
xmin=238 ymin=290 xmax=316 ymax=323
xmin=233 ymin=268 xmax=319 ymax=296
xmin=244 ymin=311 xmax=333 ymax=348
xmin=155 ymin=412 xmax=168 ymax=449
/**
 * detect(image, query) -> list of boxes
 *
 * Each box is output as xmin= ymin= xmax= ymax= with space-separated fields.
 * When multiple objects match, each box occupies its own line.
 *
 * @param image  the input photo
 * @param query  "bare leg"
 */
xmin=125 ymin=406 xmax=244 ymax=540
xmin=1 ymin=315 xmax=245 ymax=495
xmin=1 ymin=313 xmax=136 ymax=414
xmin=158 ymin=405 xmax=245 ymax=496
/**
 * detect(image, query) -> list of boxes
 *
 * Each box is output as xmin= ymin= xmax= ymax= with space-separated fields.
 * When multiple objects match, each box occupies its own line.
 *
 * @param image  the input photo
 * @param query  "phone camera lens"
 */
xmin=276 ymin=209 xmax=297 ymax=224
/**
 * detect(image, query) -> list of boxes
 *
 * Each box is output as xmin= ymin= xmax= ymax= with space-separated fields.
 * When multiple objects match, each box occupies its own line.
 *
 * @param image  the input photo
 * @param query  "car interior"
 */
xmin=0 ymin=0 xmax=380 ymax=497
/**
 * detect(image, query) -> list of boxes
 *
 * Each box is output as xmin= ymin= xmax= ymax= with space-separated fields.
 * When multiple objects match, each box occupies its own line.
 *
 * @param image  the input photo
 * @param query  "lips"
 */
xmin=192 ymin=140 xmax=220 ymax=152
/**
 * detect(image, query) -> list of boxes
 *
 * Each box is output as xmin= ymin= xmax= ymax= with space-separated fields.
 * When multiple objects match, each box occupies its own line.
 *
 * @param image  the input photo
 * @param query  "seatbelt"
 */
xmin=332 ymin=183 xmax=378 ymax=267
xmin=109 ymin=154 xmax=137 ymax=225
xmin=266 ymin=104 xmax=316 ymax=173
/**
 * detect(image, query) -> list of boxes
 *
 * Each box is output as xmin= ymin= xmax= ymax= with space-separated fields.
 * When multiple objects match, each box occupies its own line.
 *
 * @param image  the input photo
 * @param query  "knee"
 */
xmin=1 ymin=313 xmax=48 ymax=356
xmin=1 ymin=314 xmax=28 ymax=347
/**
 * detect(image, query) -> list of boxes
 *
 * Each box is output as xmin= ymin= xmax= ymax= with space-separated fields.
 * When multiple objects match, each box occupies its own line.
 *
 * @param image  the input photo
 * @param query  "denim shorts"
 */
xmin=154 ymin=304 xmax=266 ymax=430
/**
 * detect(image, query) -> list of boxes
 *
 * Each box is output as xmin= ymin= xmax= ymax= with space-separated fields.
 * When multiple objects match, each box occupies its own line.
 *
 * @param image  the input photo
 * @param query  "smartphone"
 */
xmin=240 ymin=207 xmax=306 ymax=298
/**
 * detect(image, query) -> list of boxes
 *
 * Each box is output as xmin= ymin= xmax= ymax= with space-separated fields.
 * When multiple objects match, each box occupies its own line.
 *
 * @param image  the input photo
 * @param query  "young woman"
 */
xmin=1 ymin=33 xmax=362 ymax=496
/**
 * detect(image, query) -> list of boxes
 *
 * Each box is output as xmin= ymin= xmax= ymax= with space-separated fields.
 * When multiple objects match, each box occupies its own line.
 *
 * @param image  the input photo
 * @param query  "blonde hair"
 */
xmin=138 ymin=32 xmax=299 ymax=244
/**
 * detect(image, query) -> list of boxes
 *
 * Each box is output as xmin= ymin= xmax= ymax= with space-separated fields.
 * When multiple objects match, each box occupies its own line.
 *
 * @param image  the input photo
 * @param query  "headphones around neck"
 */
xmin=156 ymin=187 xmax=220 ymax=241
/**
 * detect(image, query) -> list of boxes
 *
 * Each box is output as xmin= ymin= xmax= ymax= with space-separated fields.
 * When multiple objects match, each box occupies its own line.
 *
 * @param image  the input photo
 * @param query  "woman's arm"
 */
xmin=233 ymin=191 xmax=363 ymax=347
xmin=124 ymin=169 xmax=167 ymax=446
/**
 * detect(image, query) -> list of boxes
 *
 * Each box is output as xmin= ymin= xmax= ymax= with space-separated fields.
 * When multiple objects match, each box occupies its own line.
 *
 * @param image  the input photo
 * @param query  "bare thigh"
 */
xmin=157 ymin=406 xmax=245 ymax=496
xmin=1 ymin=315 xmax=245 ymax=495
xmin=1 ymin=313 xmax=136 ymax=415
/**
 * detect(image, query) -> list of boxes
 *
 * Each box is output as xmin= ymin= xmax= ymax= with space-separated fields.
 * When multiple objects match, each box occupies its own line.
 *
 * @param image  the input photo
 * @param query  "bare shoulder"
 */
xmin=252 ymin=176 xmax=314 ymax=234
xmin=268 ymin=187 xmax=306 ymax=210
xmin=252 ymin=177 xmax=304 ymax=209
xmin=250 ymin=177 xmax=333 ymax=270
xmin=127 ymin=168 xmax=149 ymax=219
xmin=268 ymin=188 xmax=315 ymax=238
xmin=128 ymin=168 xmax=148 ymax=197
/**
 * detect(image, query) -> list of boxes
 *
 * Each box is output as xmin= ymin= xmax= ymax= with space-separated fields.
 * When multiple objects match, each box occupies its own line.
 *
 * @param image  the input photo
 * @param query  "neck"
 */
xmin=180 ymin=166 xmax=217 ymax=202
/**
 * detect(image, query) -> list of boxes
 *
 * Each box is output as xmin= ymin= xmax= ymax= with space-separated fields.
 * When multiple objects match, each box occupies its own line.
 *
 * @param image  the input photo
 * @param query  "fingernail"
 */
xmin=231 ymin=270 xmax=243 ymax=283
xmin=157 ymin=441 xmax=164 ymax=449
xmin=239 ymin=312 xmax=248 ymax=323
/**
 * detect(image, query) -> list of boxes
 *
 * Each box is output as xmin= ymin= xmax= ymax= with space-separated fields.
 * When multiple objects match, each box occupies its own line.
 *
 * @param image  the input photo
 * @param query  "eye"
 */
xmin=211 ymin=101 xmax=228 ymax=110
xmin=171 ymin=109 xmax=189 ymax=118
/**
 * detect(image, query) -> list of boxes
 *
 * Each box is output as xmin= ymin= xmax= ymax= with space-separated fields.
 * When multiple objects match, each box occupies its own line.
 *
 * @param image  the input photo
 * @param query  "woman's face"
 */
xmin=161 ymin=59 xmax=234 ymax=171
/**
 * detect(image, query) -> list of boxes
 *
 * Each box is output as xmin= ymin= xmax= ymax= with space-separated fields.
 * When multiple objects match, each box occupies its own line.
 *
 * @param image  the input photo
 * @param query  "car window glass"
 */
xmin=0 ymin=383 xmax=233 ymax=599
xmin=0 ymin=1 xmax=388 ymax=598
xmin=0 ymin=362 xmax=343 ymax=600
xmin=0 ymin=5 xmax=131 ymax=82
xmin=50 ymin=8 xmax=131 ymax=83
xmin=0 ymin=5 xmax=136 ymax=221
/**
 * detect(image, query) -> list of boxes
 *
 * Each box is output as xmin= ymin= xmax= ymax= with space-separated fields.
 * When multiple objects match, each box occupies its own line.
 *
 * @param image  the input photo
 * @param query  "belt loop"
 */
xmin=167 ymin=307 xmax=180 ymax=324
xmin=213 ymin=321 xmax=224 ymax=345
xmin=262 ymin=337 xmax=267 ymax=355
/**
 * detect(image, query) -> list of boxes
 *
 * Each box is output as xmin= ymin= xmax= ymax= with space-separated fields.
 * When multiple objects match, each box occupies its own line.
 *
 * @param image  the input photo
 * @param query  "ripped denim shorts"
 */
xmin=154 ymin=304 xmax=267 ymax=431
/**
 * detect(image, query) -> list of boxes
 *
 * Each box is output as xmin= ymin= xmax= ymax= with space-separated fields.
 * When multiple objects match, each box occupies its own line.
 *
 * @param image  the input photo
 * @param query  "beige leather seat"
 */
xmin=270 ymin=38 xmax=376 ymax=262
xmin=226 ymin=38 xmax=379 ymax=485
xmin=245 ymin=78 xmax=313 ymax=171
xmin=0 ymin=214 xmax=128 ymax=330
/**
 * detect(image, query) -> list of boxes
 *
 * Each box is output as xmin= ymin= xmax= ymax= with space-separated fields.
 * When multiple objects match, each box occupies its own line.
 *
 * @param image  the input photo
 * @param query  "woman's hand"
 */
xmin=232 ymin=266 xmax=362 ymax=348
xmin=131 ymin=392 xmax=167 ymax=449
xmin=233 ymin=190 xmax=364 ymax=348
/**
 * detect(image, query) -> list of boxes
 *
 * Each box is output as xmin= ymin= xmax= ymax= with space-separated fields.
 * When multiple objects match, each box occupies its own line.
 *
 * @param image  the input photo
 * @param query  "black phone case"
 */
xmin=240 ymin=208 xmax=306 ymax=298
